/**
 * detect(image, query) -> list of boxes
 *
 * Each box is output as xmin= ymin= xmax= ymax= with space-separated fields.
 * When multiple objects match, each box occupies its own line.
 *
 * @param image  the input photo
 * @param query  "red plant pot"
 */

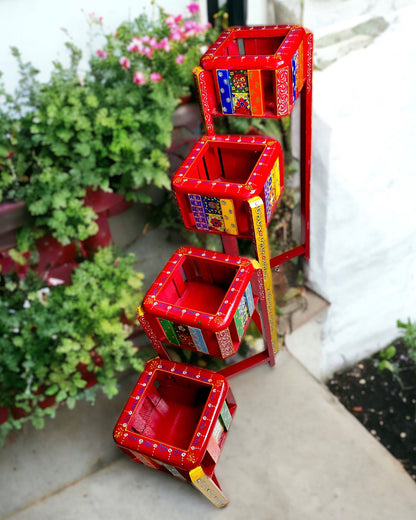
xmin=84 ymin=187 xmax=132 ymax=217
xmin=0 ymin=201 xmax=31 ymax=252
xmin=0 ymin=406 xmax=9 ymax=425
xmin=77 ymin=363 xmax=98 ymax=389
xmin=81 ymin=214 xmax=113 ymax=253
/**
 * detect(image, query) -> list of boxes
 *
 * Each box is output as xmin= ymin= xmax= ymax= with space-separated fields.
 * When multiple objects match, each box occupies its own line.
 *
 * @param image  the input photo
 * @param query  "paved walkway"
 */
xmin=1 ymin=324 xmax=415 ymax=519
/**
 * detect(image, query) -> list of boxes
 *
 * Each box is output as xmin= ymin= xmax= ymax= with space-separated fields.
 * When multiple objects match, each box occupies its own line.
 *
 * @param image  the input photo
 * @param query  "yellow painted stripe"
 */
xmin=272 ymin=157 xmax=281 ymax=200
xmin=249 ymin=197 xmax=279 ymax=353
xmin=220 ymin=199 xmax=238 ymax=235
xmin=248 ymin=70 xmax=264 ymax=116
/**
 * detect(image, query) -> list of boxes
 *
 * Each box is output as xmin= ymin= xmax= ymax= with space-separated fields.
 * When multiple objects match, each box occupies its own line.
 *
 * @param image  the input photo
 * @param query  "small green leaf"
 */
xmin=45 ymin=384 xmax=59 ymax=396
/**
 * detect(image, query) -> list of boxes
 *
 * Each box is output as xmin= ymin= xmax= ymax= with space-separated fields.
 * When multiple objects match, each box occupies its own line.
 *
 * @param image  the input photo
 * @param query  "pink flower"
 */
xmin=143 ymin=46 xmax=152 ymax=58
xmin=133 ymin=71 xmax=146 ymax=85
xmin=150 ymin=72 xmax=163 ymax=82
xmin=119 ymin=56 xmax=131 ymax=69
xmin=166 ymin=15 xmax=176 ymax=26
xmin=176 ymin=54 xmax=185 ymax=64
xmin=187 ymin=3 xmax=200 ymax=15
xmin=149 ymin=37 xmax=158 ymax=48
xmin=96 ymin=49 xmax=108 ymax=59
xmin=127 ymin=37 xmax=143 ymax=53
xmin=160 ymin=37 xmax=171 ymax=52
xmin=171 ymin=30 xmax=183 ymax=41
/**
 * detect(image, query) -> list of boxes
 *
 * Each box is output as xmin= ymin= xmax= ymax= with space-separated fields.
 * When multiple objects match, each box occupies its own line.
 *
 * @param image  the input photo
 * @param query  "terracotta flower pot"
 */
xmin=84 ymin=187 xmax=132 ymax=217
xmin=81 ymin=214 xmax=113 ymax=253
xmin=0 ymin=201 xmax=31 ymax=252
xmin=0 ymin=406 xmax=9 ymax=425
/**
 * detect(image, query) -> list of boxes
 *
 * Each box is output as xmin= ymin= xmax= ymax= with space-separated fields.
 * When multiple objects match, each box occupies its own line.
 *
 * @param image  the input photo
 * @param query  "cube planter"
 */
xmin=172 ymin=135 xmax=283 ymax=239
xmin=114 ymin=357 xmax=236 ymax=507
xmin=196 ymin=25 xmax=311 ymax=120
xmin=137 ymin=247 xmax=264 ymax=360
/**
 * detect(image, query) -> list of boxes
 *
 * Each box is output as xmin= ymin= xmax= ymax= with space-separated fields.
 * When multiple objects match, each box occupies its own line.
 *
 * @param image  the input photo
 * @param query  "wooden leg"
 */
xmin=190 ymin=466 xmax=229 ymax=508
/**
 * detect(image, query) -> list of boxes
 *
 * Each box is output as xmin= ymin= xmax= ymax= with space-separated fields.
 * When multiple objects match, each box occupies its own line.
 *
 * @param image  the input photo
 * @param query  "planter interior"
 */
xmin=130 ymin=370 xmax=211 ymax=450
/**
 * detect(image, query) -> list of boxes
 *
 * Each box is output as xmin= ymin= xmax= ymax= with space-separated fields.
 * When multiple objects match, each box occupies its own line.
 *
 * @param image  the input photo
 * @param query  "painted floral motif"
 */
xmin=232 ymin=94 xmax=251 ymax=115
xmin=230 ymin=71 xmax=248 ymax=91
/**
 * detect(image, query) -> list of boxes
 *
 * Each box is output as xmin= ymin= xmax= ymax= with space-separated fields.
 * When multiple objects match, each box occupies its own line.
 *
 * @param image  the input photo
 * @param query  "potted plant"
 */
xmin=0 ymin=4 xmax=217 ymax=249
xmin=0 ymin=246 xmax=147 ymax=446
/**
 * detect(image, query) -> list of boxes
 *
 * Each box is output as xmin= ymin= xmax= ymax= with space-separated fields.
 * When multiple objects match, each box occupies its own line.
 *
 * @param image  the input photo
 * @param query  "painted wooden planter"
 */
xmin=137 ymin=247 xmax=261 ymax=360
xmin=114 ymin=357 xmax=236 ymax=507
xmin=172 ymin=134 xmax=283 ymax=238
xmin=195 ymin=25 xmax=310 ymax=121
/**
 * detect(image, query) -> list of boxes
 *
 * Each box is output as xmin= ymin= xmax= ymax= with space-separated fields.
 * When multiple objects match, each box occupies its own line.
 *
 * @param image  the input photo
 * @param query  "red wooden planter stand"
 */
xmin=114 ymin=357 xmax=236 ymax=507
xmin=115 ymin=24 xmax=313 ymax=507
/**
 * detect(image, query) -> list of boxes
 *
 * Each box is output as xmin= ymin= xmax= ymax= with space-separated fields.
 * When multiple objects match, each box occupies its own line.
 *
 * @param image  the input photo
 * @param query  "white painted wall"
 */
xmin=267 ymin=0 xmax=416 ymax=378
xmin=308 ymin=4 xmax=416 ymax=378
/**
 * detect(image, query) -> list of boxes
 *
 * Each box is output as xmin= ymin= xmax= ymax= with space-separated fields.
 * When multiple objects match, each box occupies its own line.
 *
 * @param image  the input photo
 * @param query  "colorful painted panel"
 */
xmin=248 ymin=70 xmax=264 ymax=116
xmin=174 ymin=323 xmax=195 ymax=348
xmin=212 ymin=418 xmax=224 ymax=443
xmin=188 ymin=194 xmax=209 ymax=231
xmin=215 ymin=329 xmax=235 ymax=358
xmin=219 ymin=401 xmax=232 ymax=431
xmin=159 ymin=318 xmax=180 ymax=345
xmin=297 ymin=41 xmax=304 ymax=97
xmin=216 ymin=69 xmax=233 ymax=114
xmin=275 ymin=66 xmax=290 ymax=117
xmin=264 ymin=171 xmax=275 ymax=221
xmin=244 ymin=282 xmax=255 ymax=316
xmin=234 ymin=294 xmax=250 ymax=340
xmin=230 ymin=70 xmax=251 ymax=115
xmin=272 ymin=157 xmax=281 ymax=199
xmin=160 ymin=462 xmax=187 ymax=480
xmin=189 ymin=326 xmax=209 ymax=353
xmin=206 ymin=434 xmax=221 ymax=462
xmin=220 ymin=199 xmax=238 ymax=235
xmin=189 ymin=195 xmax=239 ymax=235
xmin=291 ymin=48 xmax=300 ymax=104
xmin=131 ymin=451 xmax=160 ymax=469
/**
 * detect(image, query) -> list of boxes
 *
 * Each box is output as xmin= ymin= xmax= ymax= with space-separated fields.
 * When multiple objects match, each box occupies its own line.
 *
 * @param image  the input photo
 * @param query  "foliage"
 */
xmin=0 ymin=4 xmax=217 ymax=246
xmin=0 ymin=246 xmax=145 ymax=445
xmin=376 ymin=319 xmax=416 ymax=382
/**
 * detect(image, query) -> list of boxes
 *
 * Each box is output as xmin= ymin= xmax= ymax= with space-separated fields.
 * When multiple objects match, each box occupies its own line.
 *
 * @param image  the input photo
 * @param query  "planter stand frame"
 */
xmin=114 ymin=24 xmax=313 ymax=508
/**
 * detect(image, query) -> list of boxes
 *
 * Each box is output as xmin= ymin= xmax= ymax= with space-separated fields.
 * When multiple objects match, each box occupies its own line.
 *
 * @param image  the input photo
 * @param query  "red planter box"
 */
xmin=114 ymin=357 xmax=236 ymax=506
xmin=197 ymin=25 xmax=310 ymax=119
xmin=138 ymin=247 xmax=262 ymax=360
xmin=172 ymin=135 xmax=283 ymax=238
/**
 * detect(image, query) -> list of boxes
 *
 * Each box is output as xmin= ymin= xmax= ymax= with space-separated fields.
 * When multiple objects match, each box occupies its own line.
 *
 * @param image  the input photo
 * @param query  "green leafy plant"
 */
xmin=0 ymin=246 xmax=146 ymax=445
xmin=397 ymin=319 xmax=416 ymax=363
xmin=375 ymin=319 xmax=416 ymax=384
xmin=0 ymin=4 xmax=218 ymax=246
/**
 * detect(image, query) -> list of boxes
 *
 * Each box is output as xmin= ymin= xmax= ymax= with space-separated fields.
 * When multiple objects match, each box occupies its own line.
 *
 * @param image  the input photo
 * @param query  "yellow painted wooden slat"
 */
xmin=190 ymin=466 xmax=229 ymax=508
xmin=220 ymin=198 xmax=238 ymax=235
xmin=248 ymin=197 xmax=280 ymax=353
